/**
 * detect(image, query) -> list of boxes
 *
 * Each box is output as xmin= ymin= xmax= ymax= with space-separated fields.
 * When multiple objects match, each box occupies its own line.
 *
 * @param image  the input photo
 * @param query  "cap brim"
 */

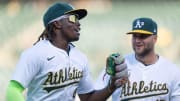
xmin=126 ymin=30 xmax=153 ymax=35
xmin=65 ymin=9 xmax=87 ymax=20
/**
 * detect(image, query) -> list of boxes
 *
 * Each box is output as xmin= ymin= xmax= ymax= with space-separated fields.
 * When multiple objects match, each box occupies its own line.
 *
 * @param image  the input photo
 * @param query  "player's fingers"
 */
xmin=114 ymin=77 xmax=129 ymax=87
xmin=114 ymin=57 xmax=124 ymax=65
xmin=115 ymin=69 xmax=128 ymax=78
xmin=110 ymin=53 xmax=124 ymax=65
xmin=115 ymin=63 xmax=127 ymax=72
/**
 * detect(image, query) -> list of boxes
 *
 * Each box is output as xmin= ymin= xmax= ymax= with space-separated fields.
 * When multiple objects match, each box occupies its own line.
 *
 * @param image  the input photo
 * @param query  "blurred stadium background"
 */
xmin=0 ymin=0 xmax=180 ymax=100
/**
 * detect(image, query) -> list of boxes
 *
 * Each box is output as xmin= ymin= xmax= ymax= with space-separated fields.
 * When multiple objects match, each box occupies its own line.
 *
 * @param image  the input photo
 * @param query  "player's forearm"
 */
xmin=90 ymin=86 xmax=116 ymax=101
xmin=79 ymin=85 xmax=116 ymax=101
xmin=6 ymin=80 xmax=25 ymax=101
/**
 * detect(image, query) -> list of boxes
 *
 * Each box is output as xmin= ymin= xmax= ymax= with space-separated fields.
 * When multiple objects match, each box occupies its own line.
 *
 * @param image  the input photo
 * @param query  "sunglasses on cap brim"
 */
xmin=48 ymin=14 xmax=79 ymax=24
xmin=68 ymin=14 xmax=79 ymax=23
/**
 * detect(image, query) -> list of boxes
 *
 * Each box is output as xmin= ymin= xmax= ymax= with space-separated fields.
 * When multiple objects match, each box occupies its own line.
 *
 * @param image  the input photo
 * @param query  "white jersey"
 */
xmin=95 ymin=53 xmax=180 ymax=101
xmin=12 ymin=40 xmax=94 ymax=101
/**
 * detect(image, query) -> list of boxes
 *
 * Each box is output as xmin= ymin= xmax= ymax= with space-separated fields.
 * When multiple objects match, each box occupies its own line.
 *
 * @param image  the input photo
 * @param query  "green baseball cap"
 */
xmin=126 ymin=17 xmax=157 ymax=35
xmin=43 ymin=2 xmax=87 ymax=27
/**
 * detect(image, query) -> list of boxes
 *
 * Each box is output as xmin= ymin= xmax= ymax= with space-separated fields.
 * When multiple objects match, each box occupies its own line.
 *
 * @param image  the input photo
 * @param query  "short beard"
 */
xmin=61 ymin=28 xmax=79 ymax=42
xmin=136 ymin=48 xmax=152 ymax=57
xmin=133 ymin=43 xmax=154 ymax=57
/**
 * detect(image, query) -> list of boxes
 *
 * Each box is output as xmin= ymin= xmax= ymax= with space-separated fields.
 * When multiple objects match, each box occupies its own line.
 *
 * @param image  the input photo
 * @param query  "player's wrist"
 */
xmin=107 ymin=77 xmax=116 ymax=93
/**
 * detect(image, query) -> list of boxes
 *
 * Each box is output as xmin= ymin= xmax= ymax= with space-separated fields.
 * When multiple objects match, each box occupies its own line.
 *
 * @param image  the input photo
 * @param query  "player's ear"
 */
xmin=53 ymin=21 xmax=62 ymax=29
xmin=153 ymin=35 xmax=157 ymax=43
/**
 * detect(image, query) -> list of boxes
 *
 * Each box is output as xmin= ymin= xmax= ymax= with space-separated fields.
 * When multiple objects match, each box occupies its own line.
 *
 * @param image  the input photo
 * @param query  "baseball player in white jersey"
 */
xmin=6 ymin=2 xmax=129 ymax=101
xmin=95 ymin=17 xmax=180 ymax=101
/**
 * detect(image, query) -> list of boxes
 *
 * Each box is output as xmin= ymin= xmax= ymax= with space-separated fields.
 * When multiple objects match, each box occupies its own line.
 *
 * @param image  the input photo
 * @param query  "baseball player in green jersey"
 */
xmin=6 ymin=2 xmax=129 ymax=101
xmin=95 ymin=17 xmax=180 ymax=101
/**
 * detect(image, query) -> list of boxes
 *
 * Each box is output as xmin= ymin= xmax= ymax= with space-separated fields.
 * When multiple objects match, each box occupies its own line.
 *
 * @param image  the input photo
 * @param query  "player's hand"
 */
xmin=106 ymin=53 xmax=129 ymax=90
xmin=106 ymin=53 xmax=124 ymax=76
xmin=114 ymin=62 xmax=129 ymax=87
xmin=108 ymin=63 xmax=129 ymax=93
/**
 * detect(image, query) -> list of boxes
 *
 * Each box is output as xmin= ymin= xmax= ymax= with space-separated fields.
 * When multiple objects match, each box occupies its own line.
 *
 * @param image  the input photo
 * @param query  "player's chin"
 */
xmin=134 ymin=49 xmax=144 ymax=55
xmin=135 ymin=50 xmax=147 ymax=56
xmin=70 ymin=37 xmax=79 ymax=42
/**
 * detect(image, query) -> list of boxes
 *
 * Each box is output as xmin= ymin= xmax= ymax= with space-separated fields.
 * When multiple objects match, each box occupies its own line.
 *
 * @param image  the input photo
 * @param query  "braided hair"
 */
xmin=34 ymin=23 xmax=56 ymax=45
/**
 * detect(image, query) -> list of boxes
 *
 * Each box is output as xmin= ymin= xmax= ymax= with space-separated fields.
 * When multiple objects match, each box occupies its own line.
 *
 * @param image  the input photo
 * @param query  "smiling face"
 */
xmin=131 ymin=33 xmax=157 ymax=57
xmin=59 ymin=14 xmax=81 ymax=42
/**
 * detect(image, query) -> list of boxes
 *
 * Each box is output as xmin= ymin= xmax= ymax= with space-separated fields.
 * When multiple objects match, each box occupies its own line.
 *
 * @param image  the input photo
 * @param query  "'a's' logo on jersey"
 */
xmin=47 ymin=56 xmax=55 ymax=61
xmin=120 ymin=80 xmax=169 ymax=101
xmin=134 ymin=20 xmax=144 ymax=28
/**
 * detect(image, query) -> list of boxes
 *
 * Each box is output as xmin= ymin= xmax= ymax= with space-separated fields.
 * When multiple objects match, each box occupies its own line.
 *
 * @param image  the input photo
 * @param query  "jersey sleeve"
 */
xmin=11 ymin=50 xmax=41 ymax=88
xmin=77 ymin=59 xmax=94 ymax=94
xmin=94 ymin=69 xmax=110 ymax=90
